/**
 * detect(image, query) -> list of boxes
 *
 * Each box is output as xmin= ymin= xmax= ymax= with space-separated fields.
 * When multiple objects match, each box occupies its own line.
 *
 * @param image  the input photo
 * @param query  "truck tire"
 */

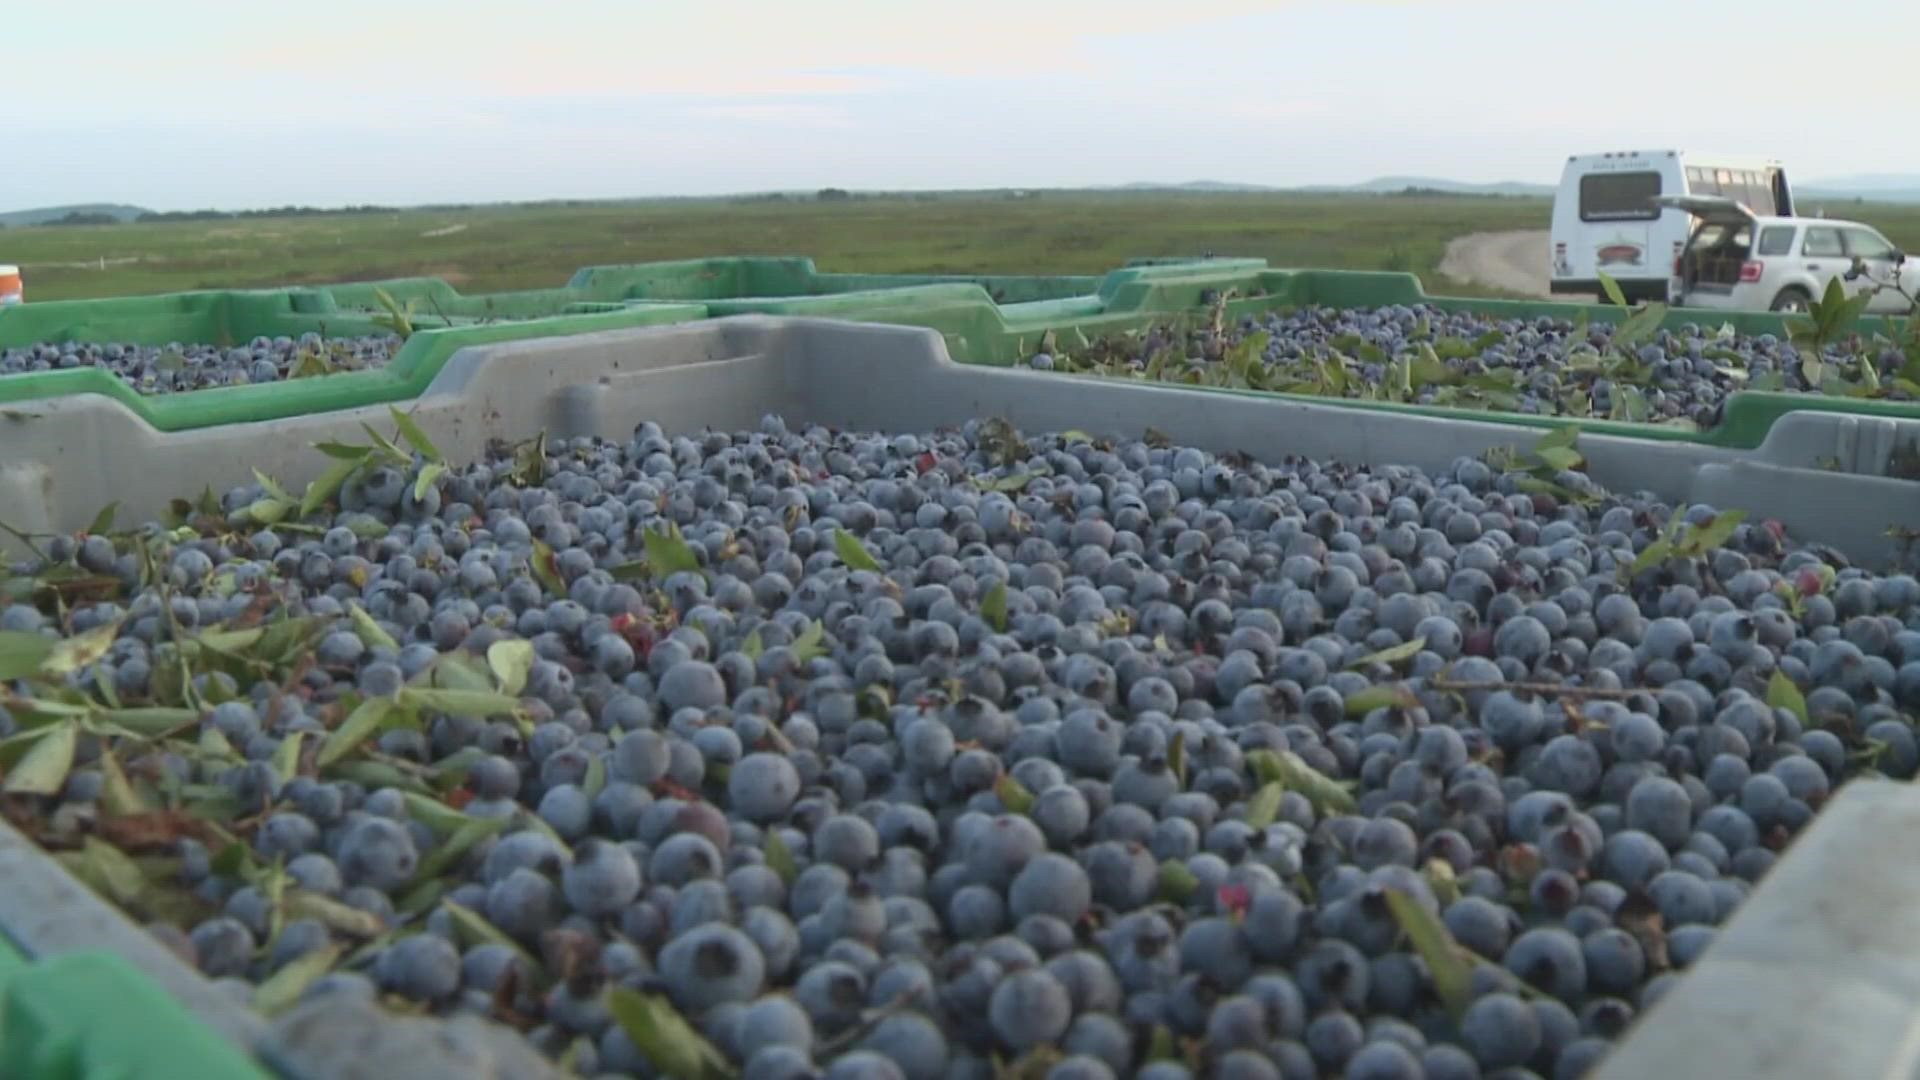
xmin=1770 ymin=288 xmax=1812 ymax=313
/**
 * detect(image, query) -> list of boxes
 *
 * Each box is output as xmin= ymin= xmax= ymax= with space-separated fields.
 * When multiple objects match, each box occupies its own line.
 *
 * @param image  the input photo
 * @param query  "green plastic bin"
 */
xmin=0 ymin=944 xmax=269 ymax=1080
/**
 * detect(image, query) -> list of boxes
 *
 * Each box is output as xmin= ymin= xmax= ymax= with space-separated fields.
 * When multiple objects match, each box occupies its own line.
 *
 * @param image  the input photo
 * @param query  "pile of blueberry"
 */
xmin=5 ymin=414 xmax=1920 ymax=1080
xmin=0 ymin=333 xmax=401 ymax=395
xmin=1031 ymin=305 xmax=1915 ymax=429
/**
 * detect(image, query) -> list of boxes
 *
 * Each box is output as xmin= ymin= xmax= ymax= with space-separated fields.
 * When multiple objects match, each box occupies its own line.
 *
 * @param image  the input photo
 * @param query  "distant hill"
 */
xmin=1113 ymin=180 xmax=1280 ymax=193
xmin=1111 ymin=177 xmax=1555 ymax=197
xmin=1294 ymin=177 xmax=1555 ymax=198
xmin=1801 ymin=175 xmax=1920 ymax=204
xmin=0 ymin=203 xmax=151 ymax=228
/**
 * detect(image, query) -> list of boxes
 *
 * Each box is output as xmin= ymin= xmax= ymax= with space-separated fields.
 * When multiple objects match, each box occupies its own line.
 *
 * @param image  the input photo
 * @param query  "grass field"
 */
xmin=5 ymin=192 xmax=1920 ymax=303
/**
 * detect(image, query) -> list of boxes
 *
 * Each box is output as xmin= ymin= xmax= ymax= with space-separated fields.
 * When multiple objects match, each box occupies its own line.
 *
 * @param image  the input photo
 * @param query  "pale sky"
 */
xmin=10 ymin=0 xmax=1919 ymax=211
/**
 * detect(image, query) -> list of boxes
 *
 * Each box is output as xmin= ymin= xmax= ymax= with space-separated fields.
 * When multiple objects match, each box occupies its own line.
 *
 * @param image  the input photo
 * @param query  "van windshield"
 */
xmin=1580 ymin=172 xmax=1661 ymax=222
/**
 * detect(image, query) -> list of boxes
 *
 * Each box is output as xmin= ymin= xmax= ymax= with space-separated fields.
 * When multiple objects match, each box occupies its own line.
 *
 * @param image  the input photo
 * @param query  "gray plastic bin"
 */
xmin=2 ymin=316 xmax=1916 ymax=566
xmin=0 ymin=315 xmax=1917 ymax=1078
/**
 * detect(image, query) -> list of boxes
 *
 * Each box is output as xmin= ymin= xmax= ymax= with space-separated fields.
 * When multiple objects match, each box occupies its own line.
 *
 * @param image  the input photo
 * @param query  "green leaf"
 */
xmin=444 ymin=901 xmax=546 ymax=981
xmin=346 ymin=603 xmax=399 ymax=652
xmin=790 ymin=622 xmax=829 ymax=665
xmin=1249 ymin=749 xmax=1356 ymax=816
xmin=412 ymin=462 xmax=448 ymax=503
xmin=59 ymin=837 xmax=148 ymax=905
xmin=0 ymin=631 xmax=56 ymax=680
xmin=401 ymin=791 xmax=482 ymax=839
xmin=87 ymin=502 xmax=119 ymax=535
xmin=41 ymin=618 xmax=125 ymax=676
xmin=994 ymin=774 xmax=1035 ymax=815
xmin=1059 ymin=429 xmax=1094 ymax=443
xmin=980 ymin=581 xmax=1009 ymax=634
xmin=253 ymin=944 xmax=342 ymax=1017
xmin=486 ymin=639 xmax=535 ymax=697
xmin=97 ymin=749 xmax=149 ymax=816
xmin=1613 ymin=385 xmax=1651 ymax=423
xmin=1674 ymin=510 xmax=1748 ymax=558
xmin=199 ymin=727 xmax=238 ymax=761
xmin=739 ymin=628 xmax=764 ymax=661
xmin=244 ymin=497 xmax=294 ymax=525
xmin=100 ymin=706 xmax=200 ymax=737
xmin=312 ymin=441 xmax=374 ymax=461
xmin=642 ymin=522 xmax=703 ymax=578
xmin=1383 ymin=888 xmax=1474 ymax=1019
xmin=1168 ymin=731 xmax=1187 ymax=790
xmin=1341 ymin=685 xmax=1419 ymax=716
xmin=606 ymin=989 xmax=733 ymax=1080
xmin=301 ymin=456 xmax=364 ymax=517
xmin=1245 ymin=782 xmax=1285 ymax=831
xmin=285 ymin=891 xmax=389 ymax=938
xmin=1611 ymin=303 xmax=1667 ymax=351
xmin=1767 ymin=670 xmax=1809 ymax=727
xmin=409 ymin=816 xmax=509 ymax=883
xmin=271 ymin=731 xmax=308 ymax=785
xmin=529 ymin=539 xmax=566 ymax=597
xmin=416 ymin=651 xmax=495 ymax=695
xmin=400 ymin=688 xmax=521 ymax=718
xmin=834 ymin=530 xmax=883 ymax=573
xmin=972 ymin=472 xmax=1033 ymax=493
xmin=1157 ymin=859 xmax=1199 ymax=904
xmin=4 ymin=721 xmax=78 ymax=795
xmin=1349 ymin=637 xmax=1428 ymax=670
xmin=1534 ymin=424 xmax=1581 ymax=453
xmin=252 ymin=469 xmax=293 ymax=503
xmin=582 ymin=752 xmax=607 ymax=800
xmin=764 ymin=830 xmax=797 ymax=885
xmin=316 ymin=697 xmax=393 ymax=767
xmin=387 ymin=406 xmax=443 ymax=463
xmin=1597 ymin=272 xmax=1628 ymax=309
xmin=1533 ymin=446 xmax=1582 ymax=472
xmin=358 ymin=421 xmax=408 ymax=463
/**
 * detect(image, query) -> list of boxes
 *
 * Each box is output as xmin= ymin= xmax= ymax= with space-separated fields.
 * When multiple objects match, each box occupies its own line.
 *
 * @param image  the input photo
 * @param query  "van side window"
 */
xmin=1580 ymin=172 xmax=1661 ymax=222
xmin=1803 ymin=228 xmax=1845 ymax=257
xmin=1756 ymin=227 xmax=1796 ymax=257
xmin=1844 ymin=229 xmax=1895 ymax=259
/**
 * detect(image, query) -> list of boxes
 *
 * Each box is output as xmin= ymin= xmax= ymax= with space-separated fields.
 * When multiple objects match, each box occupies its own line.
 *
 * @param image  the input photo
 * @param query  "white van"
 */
xmin=1550 ymin=150 xmax=1793 ymax=303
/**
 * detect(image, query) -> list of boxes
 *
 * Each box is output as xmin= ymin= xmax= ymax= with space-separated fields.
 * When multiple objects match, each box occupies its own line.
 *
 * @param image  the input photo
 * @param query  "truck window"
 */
xmin=1804 ymin=228 xmax=1844 ymax=257
xmin=1579 ymin=172 xmax=1661 ymax=222
xmin=1844 ymin=229 xmax=1896 ymax=259
xmin=1756 ymin=226 xmax=1796 ymax=256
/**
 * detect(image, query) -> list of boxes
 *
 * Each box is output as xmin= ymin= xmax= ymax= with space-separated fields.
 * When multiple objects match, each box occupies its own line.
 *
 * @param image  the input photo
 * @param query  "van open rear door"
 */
xmin=1651 ymin=193 xmax=1757 ymax=225
xmin=1656 ymin=195 xmax=1758 ymax=299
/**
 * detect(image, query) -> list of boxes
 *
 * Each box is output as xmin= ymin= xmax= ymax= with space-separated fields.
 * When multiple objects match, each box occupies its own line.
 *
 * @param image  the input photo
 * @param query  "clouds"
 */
xmin=3 ymin=0 xmax=1917 ymax=210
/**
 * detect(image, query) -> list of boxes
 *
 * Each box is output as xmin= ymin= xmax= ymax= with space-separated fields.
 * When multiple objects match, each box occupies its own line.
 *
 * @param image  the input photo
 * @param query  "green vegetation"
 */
xmin=0 ymin=192 xmax=1556 ymax=302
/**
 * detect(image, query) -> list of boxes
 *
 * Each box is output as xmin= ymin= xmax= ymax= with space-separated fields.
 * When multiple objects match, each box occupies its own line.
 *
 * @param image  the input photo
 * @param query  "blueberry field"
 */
xmin=6 ymin=193 xmax=1547 ymax=304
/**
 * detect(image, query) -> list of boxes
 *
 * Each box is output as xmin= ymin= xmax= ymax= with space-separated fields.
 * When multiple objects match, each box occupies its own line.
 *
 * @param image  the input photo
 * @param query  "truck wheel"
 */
xmin=1770 ymin=288 xmax=1811 ymax=313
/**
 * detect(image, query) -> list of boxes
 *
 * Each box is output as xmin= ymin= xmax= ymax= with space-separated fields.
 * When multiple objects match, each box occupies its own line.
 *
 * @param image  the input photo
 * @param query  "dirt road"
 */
xmin=1437 ymin=230 xmax=1566 ymax=299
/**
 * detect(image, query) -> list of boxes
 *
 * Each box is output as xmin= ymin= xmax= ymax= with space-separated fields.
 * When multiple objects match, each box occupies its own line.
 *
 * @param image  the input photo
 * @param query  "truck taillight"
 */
xmin=1740 ymin=261 xmax=1764 ymax=283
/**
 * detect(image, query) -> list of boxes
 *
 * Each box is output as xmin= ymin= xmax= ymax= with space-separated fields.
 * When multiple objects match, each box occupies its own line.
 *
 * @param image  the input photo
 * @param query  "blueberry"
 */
xmin=1461 ymin=992 xmax=1540 ymax=1069
xmin=373 ymin=932 xmax=461 ymax=1002
xmin=659 ymin=924 xmax=767 ymax=1011
xmin=562 ymin=838 xmax=643 ymax=916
